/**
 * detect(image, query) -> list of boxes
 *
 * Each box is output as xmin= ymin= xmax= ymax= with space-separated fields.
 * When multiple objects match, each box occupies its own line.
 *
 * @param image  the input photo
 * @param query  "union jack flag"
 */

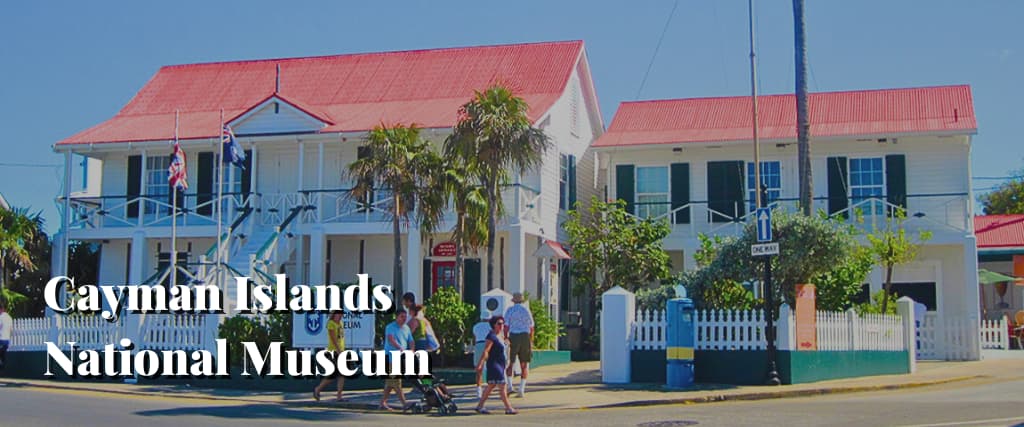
xmin=168 ymin=141 xmax=188 ymax=190
xmin=222 ymin=125 xmax=246 ymax=169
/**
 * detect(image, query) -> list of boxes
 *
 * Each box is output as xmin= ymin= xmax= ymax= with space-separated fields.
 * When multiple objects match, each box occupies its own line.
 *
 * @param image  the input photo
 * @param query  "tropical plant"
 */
xmin=0 ymin=207 xmax=42 ymax=305
xmin=866 ymin=210 xmax=932 ymax=313
xmin=979 ymin=171 xmax=1024 ymax=214
xmin=564 ymin=197 xmax=672 ymax=338
xmin=438 ymin=155 xmax=491 ymax=294
xmin=348 ymin=124 xmax=445 ymax=297
xmin=794 ymin=0 xmax=812 ymax=216
xmin=526 ymin=294 xmax=563 ymax=350
xmin=810 ymin=245 xmax=874 ymax=311
xmin=854 ymin=290 xmax=898 ymax=315
xmin=446 ymin=85 xmax=551 ymax=291
xmin=218 ymin=315 xmax=270 ymax=366
xmin=424 ymin=286 xmax=475 ymax=361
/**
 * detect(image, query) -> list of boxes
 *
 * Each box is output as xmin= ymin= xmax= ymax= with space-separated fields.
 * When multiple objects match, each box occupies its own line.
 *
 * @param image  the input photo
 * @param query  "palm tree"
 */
xmin=0 ymin=207 xmax=40 ymax=303
xmin=447 ymin=85 xmax=551 ymax=290
xmin=794 ymin=0 xmax=812 ymax=215
xmin=438 ymin=155 xmax=491 ymax=294
xmin=348 ymin=124 xmax=444 ymax=298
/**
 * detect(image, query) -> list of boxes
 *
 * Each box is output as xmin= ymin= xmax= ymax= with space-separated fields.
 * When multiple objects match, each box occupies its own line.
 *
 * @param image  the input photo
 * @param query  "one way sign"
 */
xmin=756 ymin=208 xmax=772 ymax=242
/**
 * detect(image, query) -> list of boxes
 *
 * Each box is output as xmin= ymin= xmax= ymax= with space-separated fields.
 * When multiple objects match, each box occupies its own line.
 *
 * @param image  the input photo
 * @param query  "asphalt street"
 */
xmin=0 ymin=377 xmax=1022 ymax=427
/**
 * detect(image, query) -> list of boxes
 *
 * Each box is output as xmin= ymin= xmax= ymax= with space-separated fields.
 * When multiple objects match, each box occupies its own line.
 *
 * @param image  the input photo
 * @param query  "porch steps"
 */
xmin=223 ymin=227 xmax=276 ymax=307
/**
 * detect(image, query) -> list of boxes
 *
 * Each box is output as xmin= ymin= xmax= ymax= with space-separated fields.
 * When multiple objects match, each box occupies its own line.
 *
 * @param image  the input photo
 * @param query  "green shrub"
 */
xmin=424 ymin=287 xmax=475 ymax=360
xmin=854 ymin=290 xmax=898 ymax=315
xmin=218 ymin=315 xmax=270 ymax=366
xmin=526 ymin=294 xmax=563 ymax=350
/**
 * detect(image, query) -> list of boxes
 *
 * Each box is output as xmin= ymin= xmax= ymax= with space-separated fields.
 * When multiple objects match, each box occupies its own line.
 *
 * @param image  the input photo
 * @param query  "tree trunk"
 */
xmin=454 ymin=212 xmax=465 ymax=295
xmin=881 ymin=263 xmax=894 ymax=313
xmin=0 ymin=254 xmax=6 ymax=300
xmin=794 ymin=0 xmax=812 ymax=216
xmin=485 ymin=181 xmax=497 ymax=291
xmin=393 ymin=194 xmax=403 ymax=299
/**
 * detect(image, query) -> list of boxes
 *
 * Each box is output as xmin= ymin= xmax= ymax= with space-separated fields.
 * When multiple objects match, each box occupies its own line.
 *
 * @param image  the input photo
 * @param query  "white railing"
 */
xmin=979 ymin=316 xmax=1010 ymax=350
xmin=696 ymin=308 xmax=767 ymax=350
xmin=55 ymin=314 xmax=128 ymax=351
xmin=632 ymin=309 xmax=667 ymax=350
xmin=67 ymin=193 xmax=253 ymax=229
xmin=816 ymin=310 xmax=904 ymax=351
xmin=138 ymin=313 xmax=220 ymax=352
xmin=917 ymin=313 xmax=980 ymax=360
xmin=10 ymin=317 xmax=52 ymax=351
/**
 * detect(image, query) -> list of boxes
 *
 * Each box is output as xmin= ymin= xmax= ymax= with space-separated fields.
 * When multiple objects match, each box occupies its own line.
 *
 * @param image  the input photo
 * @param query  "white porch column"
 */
xmin=308 ymin=227 xmax=326 ymax=285
xmin=897 ymin=296 xmax=917 ymax=373
xmin=508 ymin=227 xmax=526 ymax=294
xmin=405 ymin=225 xmax=422 ymax=302
xmin=601 ymin=286 xmax=634 ymax=384
xmin=962 ymin=236 xmax=981 ymax=360
xmin=295 ymin=234 xmax=306 ymax=284
xmin=126 ymin=231 xmax=147 ymax=343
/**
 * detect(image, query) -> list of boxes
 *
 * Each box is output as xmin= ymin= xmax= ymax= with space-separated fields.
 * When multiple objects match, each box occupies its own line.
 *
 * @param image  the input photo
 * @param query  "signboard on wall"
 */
xmin=795 ymin=284 xmax=817 ymax=351
xmin=292 ymin=309 xmax=375 ymax=350
xmin=432 ymin=241 xmax=456 ymax=257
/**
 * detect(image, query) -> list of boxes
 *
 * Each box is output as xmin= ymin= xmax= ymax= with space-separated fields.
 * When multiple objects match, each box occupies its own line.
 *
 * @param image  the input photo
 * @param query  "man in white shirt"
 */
xmin=0 ymin=302 xmax=12 ymax=369
xmin=504 ymin=293 xmax=534 ymax=397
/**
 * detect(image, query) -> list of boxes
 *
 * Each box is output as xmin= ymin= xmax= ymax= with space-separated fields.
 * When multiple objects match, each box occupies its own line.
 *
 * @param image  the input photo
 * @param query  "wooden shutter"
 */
xmin=422 ymin=259 xmax=432 ymax=301
xmin=240 ymin=149 xmax=253 ymax=198
xmin=827 ymin=157 xmax=849 ymax=216
xmin=196 ymin=152 xmax=214 ymax=216
xmin=615 ymin=164 xmax=635 ymax=214
xmin=670 ymin=163 xmax=690 ymax=224
xmin=462 ymin=259 xmax=481 ymax=307
xmin=885 ymin=154 xmax=907 ymax=215
xmin=126 ymin=155 xmax=142 ymax=218
xmin=706 ymin=161 xmax=744 ymax=223
xmin=568 ymin=154 xmax=577 ymax=210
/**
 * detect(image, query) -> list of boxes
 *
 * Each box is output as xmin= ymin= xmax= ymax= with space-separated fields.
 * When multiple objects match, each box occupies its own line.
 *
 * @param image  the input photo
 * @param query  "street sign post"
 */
xmin=751 ymin=242 xmax=779 ymax=256
xmin=756 ymin=208 xmax=772 ymax=242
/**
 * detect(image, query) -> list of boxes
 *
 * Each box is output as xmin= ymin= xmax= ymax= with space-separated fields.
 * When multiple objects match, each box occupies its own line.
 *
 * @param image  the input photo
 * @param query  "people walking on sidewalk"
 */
xmin=504 ymin=292 xmax=534 ymax=397
xmin=379 ymin=309 xmax=414 ymax=411
xmin=475 ymin=316 xmax=517 ymax=415
xmin=0 ymin=302 xmax=11 ymax=370
xmin=472 ymin=315 xmax=492 ymax=399
xmin=313 ymin=311 xmax=346 ymax=402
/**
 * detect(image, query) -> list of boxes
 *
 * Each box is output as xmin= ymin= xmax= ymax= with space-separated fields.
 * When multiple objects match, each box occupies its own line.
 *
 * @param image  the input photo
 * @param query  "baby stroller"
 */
xmin=407 ymin=375 xmax=458 ymax=415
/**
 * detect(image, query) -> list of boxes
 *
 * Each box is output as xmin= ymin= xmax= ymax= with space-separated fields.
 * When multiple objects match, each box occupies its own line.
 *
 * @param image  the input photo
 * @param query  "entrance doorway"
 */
xmin=432 ymin=261 xmax=457 ymax=294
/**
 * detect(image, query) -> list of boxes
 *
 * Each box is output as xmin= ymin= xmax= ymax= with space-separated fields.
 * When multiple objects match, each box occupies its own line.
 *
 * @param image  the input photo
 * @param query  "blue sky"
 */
xmin=1 ymin=0 xmax=1021 ymax=232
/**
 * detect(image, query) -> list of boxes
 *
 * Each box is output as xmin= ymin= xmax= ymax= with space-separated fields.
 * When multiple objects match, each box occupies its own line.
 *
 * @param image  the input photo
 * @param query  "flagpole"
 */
xmin=171 ymin=110 xmax=179 ymax=289
xmin=217 ymin=110 xmax=225 ymax=286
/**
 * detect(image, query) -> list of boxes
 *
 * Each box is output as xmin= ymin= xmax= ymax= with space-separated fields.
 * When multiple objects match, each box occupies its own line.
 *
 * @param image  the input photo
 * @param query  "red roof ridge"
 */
xmin=158 ymin=40 xmax=585 ymax=70
xmin=618 ymin=84 xmax=973 ymax=106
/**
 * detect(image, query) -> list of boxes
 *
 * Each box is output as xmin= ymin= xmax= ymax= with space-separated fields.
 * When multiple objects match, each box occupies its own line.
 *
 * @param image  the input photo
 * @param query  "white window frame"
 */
xmin=848 ymin=157 xmax=886 ymax=216
xmin=746 ymin=161 xmax=782 ymax=212
xmin=559 ymin=153 xmax=570 ymax=211
xmin=635 ymin=165 xmax=670 ymax=219
xmin=145 ymin=156 xmax=171 ymax=214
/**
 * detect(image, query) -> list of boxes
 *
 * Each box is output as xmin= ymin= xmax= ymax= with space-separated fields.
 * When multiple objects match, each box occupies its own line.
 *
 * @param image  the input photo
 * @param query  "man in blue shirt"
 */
xmin=380 ymin=309 xmax=414 ymax=410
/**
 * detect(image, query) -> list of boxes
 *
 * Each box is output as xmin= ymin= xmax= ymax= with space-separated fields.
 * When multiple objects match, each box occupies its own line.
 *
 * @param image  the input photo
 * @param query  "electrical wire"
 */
xmin=635 ymin=0 xmax=680 ymax=100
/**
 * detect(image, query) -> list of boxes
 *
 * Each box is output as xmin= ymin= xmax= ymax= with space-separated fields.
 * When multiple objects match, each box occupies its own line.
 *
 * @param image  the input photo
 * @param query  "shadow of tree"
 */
xmin=135 ymin=403 xmax=358 ymax=421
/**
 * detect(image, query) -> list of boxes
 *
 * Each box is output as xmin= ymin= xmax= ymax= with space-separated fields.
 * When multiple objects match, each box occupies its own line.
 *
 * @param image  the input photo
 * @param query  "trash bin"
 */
xmin=666 ymin=296 xmax=695 ymax=388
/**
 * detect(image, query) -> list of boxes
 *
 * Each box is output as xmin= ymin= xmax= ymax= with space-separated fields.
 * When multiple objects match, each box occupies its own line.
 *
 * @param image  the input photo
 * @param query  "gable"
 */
xmin=230 ymin=96 xmax=328 ymax=135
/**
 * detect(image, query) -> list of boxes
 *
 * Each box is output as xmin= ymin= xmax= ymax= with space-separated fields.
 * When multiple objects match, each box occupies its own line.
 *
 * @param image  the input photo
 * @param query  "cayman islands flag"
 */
xmin=168 ymin=142 xmax=188 ymax=191
xmin=222 ymin=125 xmax=246 ymax=169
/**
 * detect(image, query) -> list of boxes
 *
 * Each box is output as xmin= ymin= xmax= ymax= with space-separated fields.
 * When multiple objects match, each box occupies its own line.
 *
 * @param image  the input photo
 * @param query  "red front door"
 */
xmin=432 ymin=261 xmax=457 ymax=294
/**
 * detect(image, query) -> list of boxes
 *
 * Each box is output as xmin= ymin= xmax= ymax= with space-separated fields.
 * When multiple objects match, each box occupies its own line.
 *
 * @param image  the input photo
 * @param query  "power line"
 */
xmin=973 ymin=176 xmax=1024 ymax=180
xmin=0 ymin=162 xmax=61 ymax=168
xmin=635 ymin=0 xmax=680 ymax=100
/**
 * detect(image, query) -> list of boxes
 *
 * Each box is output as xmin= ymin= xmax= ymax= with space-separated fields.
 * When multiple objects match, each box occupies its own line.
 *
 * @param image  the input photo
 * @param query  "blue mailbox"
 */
xmin=666 ymin=296 xmax=695 ymax=388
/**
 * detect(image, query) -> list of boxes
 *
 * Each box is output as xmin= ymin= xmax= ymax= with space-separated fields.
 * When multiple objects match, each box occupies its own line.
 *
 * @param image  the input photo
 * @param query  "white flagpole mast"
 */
xmin=217 ymin=110 xmax=225 ymax=283
xmin=171 ymin=109 xmax=179 ymax=289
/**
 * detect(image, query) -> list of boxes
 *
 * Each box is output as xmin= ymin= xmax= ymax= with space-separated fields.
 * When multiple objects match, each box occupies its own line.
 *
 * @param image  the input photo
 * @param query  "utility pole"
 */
xmin=794 ymin=0 xmax=812 ymax=216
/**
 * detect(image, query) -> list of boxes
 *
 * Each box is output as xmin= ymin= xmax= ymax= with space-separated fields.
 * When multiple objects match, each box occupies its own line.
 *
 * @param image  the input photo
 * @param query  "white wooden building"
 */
xmin=593 ymin=85 xmax=983 ymax=360
xmin=51 ymin=41 xmax=603 ymax=318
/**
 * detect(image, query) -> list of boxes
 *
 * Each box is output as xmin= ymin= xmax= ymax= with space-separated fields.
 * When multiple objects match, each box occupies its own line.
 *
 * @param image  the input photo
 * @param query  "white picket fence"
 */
xmin=138 ymin=313 xmax=220 ymax=352
xmin=815 ymin=310 xmax=904 ymax=351
xmin=917 ymin=313 xmax=981 ymax=360
xmin=11 ymin=317 xmax=52 ymax=351
xmin=55 ymin=314 xmax=129 ymax=351
xmin=979 ymin=316 xmax=1010 ymax=350
xmin=632 ymin=309 xmax=667 ymax=350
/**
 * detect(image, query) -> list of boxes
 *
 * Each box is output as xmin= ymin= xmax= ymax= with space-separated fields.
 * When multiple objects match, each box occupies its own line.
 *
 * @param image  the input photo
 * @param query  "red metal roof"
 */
xmin=59 ymin=41 xmax=584 ymax=145
xmin=594 ymin=85 xmax=976 ymax=148
xmin=975 ymin=215 xmax=1024 ymax=249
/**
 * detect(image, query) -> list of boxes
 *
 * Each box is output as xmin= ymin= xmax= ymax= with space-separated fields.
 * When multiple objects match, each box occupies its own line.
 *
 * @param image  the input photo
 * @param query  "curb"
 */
xmin=580 ymin=375 xmax=983 ymax=409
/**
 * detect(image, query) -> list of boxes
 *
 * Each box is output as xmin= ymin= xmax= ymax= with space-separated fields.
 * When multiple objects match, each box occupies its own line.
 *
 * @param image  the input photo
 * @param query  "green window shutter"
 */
xmin=670 ymin=163 xmax=690 ymax=224
xmin=615 ymin=164 xmax=635 ymax=214
xmin=240 ymin=149 xmax=252 ymax=198
xmin=827 ymin=157 xmax=849 ymax=216
xmin=422 ymin=259 xmax=432 ymax=301
xmin=707 ymin=161 xmax=744 ymax=223
xmin=126 ymin=155 xmax=142 ymax=218
xmin=885 ymin=154 xmax=907 ymax=216
xmin=462 ymin=259 xmax=481 ymax=307
xmin=568 ymin=154 xmax=577 ymax=210
xmin=356 ymin=146 xmax=372 ymax=212
xmin=196 ymin=152 xmax=213 ymax=216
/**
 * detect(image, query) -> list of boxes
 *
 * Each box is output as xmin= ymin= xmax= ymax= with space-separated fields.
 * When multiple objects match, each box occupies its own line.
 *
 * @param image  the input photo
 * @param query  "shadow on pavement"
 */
xmin=135 ymin=403 xmax=358 ymax=421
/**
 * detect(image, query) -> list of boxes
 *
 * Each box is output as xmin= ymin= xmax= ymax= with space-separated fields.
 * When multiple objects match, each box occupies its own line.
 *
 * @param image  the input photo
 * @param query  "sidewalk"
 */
xmin=2 ymin=358 xmax=1021 ymax=413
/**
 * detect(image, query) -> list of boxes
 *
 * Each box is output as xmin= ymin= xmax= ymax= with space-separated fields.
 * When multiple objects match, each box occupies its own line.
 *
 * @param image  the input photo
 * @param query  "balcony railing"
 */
xmin=630 ymin=192 xmax=970 ymax=238
xmin=68 ymin=184 xmax=545 ymax=230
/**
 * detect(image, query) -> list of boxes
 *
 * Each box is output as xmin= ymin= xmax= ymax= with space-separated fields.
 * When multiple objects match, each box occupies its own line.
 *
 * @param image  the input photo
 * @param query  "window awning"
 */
xmin=532 ymin=240 xmax=571 ymax=260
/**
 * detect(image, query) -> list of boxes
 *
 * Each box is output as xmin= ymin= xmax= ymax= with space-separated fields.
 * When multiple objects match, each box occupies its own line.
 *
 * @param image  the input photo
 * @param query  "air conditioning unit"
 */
xmin=480 ymin=289 xmax=512 ymax=320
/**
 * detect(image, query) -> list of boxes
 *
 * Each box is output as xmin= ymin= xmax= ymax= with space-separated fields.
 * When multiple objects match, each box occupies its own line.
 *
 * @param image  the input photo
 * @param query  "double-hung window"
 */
xmin=746 ymin=161 xmax=781 ymax=212
xmin=849 ymin=157 xmax=885 ymax=215
xmin=214 ymin=155 xmax=244 ymax=212
xmin=145 ymin=156 xmax=171 ymax=215
xmin=636 ymin=166 xmax=669 ymax=219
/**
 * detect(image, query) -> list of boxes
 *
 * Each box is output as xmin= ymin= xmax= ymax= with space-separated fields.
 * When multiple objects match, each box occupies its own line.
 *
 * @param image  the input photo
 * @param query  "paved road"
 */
xmin=1 ymin=377 xmax=1022 ymax=427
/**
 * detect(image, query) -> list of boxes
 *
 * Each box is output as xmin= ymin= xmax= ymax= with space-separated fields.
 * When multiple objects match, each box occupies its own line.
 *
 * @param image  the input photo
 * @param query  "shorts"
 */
xmin=508 ymin=333 xmax=532 ymax=363
xmin=384 ymin=377 xmax=403 ymax=389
